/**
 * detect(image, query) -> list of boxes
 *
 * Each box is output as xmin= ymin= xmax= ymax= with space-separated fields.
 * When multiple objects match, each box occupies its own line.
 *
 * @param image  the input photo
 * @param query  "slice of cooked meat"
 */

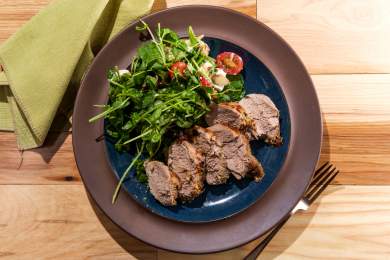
xmin=167 ymin=140 xmax=204 ymax=201
xmin=239 ymin=94 xmax=281 ymax=145
xmin=205 ymin=102 xmax=253 ymax=132
xmin=144 ymin=160 xmax=180 ymax=206
xmin=191 ymin=126 xmax=230 ymax=185
xmin=208 ymin=124 xmax=264 ymax=181
xmin=189 ymin=126 xmax=214 ymax=155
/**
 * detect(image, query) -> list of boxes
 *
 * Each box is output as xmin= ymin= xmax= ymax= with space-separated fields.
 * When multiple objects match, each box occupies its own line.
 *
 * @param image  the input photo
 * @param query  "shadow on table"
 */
xmin=250 ymin=115 xmax=343 ymax=259
xmin=31 ymin=129 xmax=70 ymax=164
xmin=30 ymin=80 xmax=74 ymax=164
xmin=87 ymin=193 xmax=158 ymax=260
xmin=85 ymin=116 xmax=343 ymax=260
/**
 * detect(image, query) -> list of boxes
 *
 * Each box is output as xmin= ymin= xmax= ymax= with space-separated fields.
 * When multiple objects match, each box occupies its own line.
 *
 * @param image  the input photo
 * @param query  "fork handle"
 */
xmin=244 ymin=215 xmax=291 ymax=260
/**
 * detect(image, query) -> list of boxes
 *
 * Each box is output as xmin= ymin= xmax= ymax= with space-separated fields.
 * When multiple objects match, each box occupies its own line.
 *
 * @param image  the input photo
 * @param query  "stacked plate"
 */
xmin=73 ymin=6 xmax=322 ymax=254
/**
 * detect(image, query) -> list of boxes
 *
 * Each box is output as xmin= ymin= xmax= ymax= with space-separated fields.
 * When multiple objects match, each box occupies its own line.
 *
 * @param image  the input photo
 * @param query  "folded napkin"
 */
xmin=0 ymin=0 xmax=154 ymax=149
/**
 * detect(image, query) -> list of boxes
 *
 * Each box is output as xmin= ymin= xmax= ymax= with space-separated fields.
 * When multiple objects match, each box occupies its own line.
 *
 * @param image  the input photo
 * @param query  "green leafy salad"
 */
xmin=89 ymin=21 xmax=246 ymax=203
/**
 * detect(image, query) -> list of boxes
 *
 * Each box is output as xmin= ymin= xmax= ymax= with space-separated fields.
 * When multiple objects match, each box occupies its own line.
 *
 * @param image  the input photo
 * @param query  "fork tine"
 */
xmin=306 ymin=166 xmax=336 ymax=199
xmin=311 ymin=163 xmax=333 ymax=185
xmin=307 ymin=169 xmax=339 ymax=205
xmin=243 ymin=162 xmax=338 ymax=260
xmin=303 ymin=162 xmax=330 ymax=197
xmin=305 ymin=163 xmax=334 ymax=196
xmin=313 ymin=161 xmax=330 ymax=178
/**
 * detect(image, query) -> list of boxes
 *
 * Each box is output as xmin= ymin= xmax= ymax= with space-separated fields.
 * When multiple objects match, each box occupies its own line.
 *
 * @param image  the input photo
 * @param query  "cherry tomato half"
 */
xmin=169 ymin=61 xmax=187 ymax=79
xmin=216 ymin=52 xmax=243 ymax=75
xmin=199 ymin=76 xmax=212 ymax=87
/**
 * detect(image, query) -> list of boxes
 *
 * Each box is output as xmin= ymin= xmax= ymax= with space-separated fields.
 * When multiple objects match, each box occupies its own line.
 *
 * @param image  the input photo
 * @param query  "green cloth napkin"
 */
xmin=0 ymin=0 xmax=154 ymax=149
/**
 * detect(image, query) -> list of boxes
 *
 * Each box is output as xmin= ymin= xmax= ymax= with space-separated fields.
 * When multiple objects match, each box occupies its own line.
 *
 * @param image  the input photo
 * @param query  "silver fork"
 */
xmin=244 ymin=162 xmax=339 ymax=260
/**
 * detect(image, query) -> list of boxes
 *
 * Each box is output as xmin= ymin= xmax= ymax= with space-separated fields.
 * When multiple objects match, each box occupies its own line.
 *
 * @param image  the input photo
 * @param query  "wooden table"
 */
xmin=1 ymin=0 xmax=390 ymax=259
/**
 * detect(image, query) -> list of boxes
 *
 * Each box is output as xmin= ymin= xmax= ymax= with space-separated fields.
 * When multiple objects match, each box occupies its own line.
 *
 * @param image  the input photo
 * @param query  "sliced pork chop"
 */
xmin=191 ymin=126 xmax=230 ymax=185
xmin=208 ymin=124 xmax=264 ymax=181
xmin=205 ymin=102 xmax=253 ymax=132
xmin=167 ymin=140 xmax=204 ymax=201
xmin=144 ymin=160 xmax=180 ymax=206
xmin=239 ymin=94 xmax=281 ymax=145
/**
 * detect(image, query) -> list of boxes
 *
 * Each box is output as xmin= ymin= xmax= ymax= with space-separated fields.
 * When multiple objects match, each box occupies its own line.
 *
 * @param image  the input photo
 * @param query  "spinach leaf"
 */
xmin=215 ymin=74 xmax=245 ymax=102
xmin=145 ymin=75 xmax=158 ymax=89
xmin=137 ymin=42 xmax=163 ymax=67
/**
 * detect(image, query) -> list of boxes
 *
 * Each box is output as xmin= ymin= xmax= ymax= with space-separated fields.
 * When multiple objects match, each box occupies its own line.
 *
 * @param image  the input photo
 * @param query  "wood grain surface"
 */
xmin=0 ymin=0 xmax=256 ymax=45
xmin=1 ymin=0 xmax=390 ymax=259
xmin=0 ymin=185 xmax=156 ymax=260
xmin=152 ymin=0 xmax=256 ymax=17
xmin=159 ymin=185 xmax=390 ymax=259
xmin=2 ymin=74 xmax=389 ymax=185
xmin=258 ymin=0 xmax=390 ymax=74
xmin=1 ymin=185 xmax=389 ymax=259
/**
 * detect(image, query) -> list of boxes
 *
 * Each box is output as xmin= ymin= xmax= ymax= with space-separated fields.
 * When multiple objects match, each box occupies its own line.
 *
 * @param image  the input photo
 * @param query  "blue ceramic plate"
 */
xmin=105 ymin=37 xmax=291 ymax=223
xmin=74 ymin=6 xmax=322 ymax=252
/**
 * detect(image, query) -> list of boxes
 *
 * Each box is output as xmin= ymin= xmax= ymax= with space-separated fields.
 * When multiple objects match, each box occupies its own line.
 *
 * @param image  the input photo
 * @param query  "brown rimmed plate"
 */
xmin=73 ymin=6 xmax=322 ymax=253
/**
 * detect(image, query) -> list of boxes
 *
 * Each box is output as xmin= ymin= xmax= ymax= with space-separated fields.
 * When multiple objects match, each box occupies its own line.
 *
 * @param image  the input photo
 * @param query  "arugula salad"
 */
xmin=89 ymin=21 xmax=246 ymax=203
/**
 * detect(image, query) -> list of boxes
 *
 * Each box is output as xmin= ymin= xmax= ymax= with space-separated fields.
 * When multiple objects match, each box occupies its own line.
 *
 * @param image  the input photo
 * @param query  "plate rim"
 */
xmin=72 ymin=5 xmax=322 ymax=254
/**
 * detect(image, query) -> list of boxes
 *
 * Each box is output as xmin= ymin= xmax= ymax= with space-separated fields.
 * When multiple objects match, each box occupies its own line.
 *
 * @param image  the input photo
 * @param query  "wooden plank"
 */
xmin=258 ymin=0 xmax=390 ymax=74
xmin=158 ymin=185 xmax=390 ymax=259
xmin=320 ymin=123 xmax=390 ymax=185
xmin=1 ymin=74 xmax=390 ymax=185
xmin=0 ymin=185 xmax=157 ymax=259
xmin=0 ymin=132 xmax=81 ymax=184
xmin=1 ymin=185 xmax=389 ymax=259
xmin=153 ymin=0 xmax=256 ymax=17
xmin=313 ymin=74 xmax=390 ymax=123
xmin=313 ymin=74 xmax=390 ymax=184
xmin=0 ymin=0 xmax=256 ymax=45
xmin=0 ymin=0 xmax=51 ymax=44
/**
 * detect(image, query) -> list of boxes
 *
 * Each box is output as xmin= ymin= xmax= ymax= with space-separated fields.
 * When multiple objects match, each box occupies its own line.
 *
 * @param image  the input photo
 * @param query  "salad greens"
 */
xmin=89 ymin=21 xmax=245 ymax=203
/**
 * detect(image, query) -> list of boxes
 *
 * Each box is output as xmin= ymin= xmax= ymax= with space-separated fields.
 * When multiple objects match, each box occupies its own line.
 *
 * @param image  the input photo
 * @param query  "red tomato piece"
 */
xmin=169 ymin=61 xmax=187 ymax=79
xmin=216 ymin=52 xmax=243 ymax=75
xmin=199 ymin=76 xmax=212 ymax=87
